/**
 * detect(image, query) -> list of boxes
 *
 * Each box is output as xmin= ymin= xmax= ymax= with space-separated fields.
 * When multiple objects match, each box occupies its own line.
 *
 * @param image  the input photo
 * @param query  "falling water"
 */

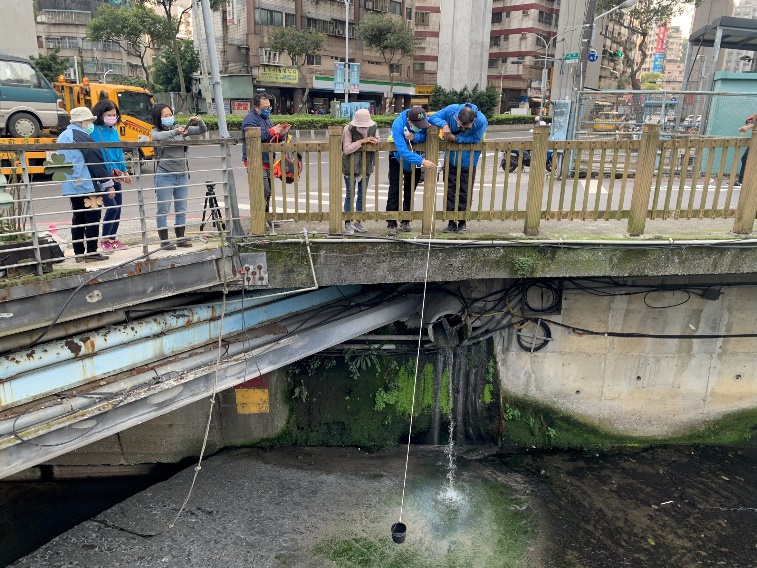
xmin=437 ymin=347 xmax=463 ymax=506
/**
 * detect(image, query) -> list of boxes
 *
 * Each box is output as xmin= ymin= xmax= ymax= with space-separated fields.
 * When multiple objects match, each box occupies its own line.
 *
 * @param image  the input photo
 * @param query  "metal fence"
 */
xmin=573 ymin=90 xmax=757 ymax=141
xmin=3 ymin=124 xmax=757 ymax=280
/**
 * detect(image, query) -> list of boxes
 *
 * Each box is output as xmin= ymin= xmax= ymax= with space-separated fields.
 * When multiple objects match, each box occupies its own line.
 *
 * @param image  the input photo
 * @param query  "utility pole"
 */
xmin=344 ymin=0 xmax=350 ymax=104
xmin=192 ymin=0 xmax=214 ymax=114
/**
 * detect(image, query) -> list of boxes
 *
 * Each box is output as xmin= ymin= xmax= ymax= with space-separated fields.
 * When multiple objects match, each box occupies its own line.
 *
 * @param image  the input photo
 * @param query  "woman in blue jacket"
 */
xmin=90 ymin=99 xmax=132 ymax=252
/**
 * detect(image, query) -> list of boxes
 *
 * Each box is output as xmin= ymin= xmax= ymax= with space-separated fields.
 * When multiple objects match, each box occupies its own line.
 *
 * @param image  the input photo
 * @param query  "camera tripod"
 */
xmin=200 ymin=181 xmax=226 ymax=233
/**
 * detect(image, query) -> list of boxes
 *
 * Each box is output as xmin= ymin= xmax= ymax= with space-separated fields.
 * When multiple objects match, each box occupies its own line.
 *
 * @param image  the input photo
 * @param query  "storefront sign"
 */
xmin=415 ymin=85 xmax=435 ymax=95
xmin=259 ymin=66 xmax=299 ymax=84
xmin=231 ymin=100 xmax=250 ymax=114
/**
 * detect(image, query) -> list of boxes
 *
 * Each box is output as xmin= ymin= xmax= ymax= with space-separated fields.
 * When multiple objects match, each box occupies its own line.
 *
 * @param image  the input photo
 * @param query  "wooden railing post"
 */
xmin=627 ymin=124 xmax=661 ymax=236
xmin=328 ymin=125 xmax=344 ymax=234
xmin=422 ymin=125 xmax=439 ymax=236
xmin=246 ymin=128 xmax=266 ymax=235
xmin=733 ymin=131 xmax=757 ymax=234
xmin=523 ymin=125 xmax=550 ymax=236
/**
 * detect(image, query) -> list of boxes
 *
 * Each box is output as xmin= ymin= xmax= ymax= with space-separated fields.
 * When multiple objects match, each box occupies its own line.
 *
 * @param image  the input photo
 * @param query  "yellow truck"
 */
xmin=1 ymin=77 xmax=155 ymax=176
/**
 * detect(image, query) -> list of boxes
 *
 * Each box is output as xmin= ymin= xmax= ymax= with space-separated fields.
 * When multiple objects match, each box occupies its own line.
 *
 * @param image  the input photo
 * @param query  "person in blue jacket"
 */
xmin=90 ymin=98 xmax=132 ymax=253
xmin=241 ymin=93 xmax=289 ymax=229
xmin=57 ymin=106 xmax=115 ymax=263
xmin=386 ymin=106 xmax=437 ymax=236
xmin=428 ymin=103 xmax=488 ymax=233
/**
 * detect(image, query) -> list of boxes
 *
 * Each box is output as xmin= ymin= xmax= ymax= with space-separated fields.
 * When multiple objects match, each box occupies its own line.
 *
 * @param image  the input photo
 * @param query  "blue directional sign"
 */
xmin=588 ymin=49 xmax=598 ymax=63
xmin=334 ymin=62 xmax=345 ymax=93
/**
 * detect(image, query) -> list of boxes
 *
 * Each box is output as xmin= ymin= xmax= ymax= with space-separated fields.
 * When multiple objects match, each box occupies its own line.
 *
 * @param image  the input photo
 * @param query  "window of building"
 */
xmin=415 ymin=11 xmax=429 ymax=26
xmin=490 ymin=35 xmax=500 ymax=47
xmin=101 ymin=40 xmax=120 ymax=52
xmin=39 ymin=10 xmax=91 ymax=25
xmin=506 ymin=11 xmax=510 ymax=17
xmin=255 ymin=8 xmax=283 ymax=27
xmin=491 ymin=12 xmax=502 ymax=23
xmin=45 ymin=37 xmax=62 ymax=50
xmin=259 ymin=48 xmax=282 ymax=65
xmin=285 ymin=13 xmax=296 ymax=27
xmin=414 ymin=62 xmax=425 ymax=71
xmin=406 ymin=7 xmax=412 ymax=21
xmin=306 ymin=54 xmax=322 ymax=66
xmin=488 ymin=58 xmax=499 ymax=68
xmin=538 ymin=11 xmax=553 ymax=25
xmin=389 ymin=63 xmax=402 ymax=74
xmin=390 ymin=1 xmax=402 ymax=15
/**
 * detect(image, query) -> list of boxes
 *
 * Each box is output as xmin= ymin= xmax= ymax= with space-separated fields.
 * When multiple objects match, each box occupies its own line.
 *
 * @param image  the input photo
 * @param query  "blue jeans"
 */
xmin=343 ymin=175 xmax=367 ymax=216
xmin=101 ymin=182 xmax=122 ymax=239
xmin=155 ymin=170 xmax=189 ymax=229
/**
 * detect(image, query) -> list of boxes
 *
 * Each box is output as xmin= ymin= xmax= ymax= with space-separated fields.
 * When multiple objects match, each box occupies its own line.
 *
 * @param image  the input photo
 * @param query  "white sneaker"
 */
xmin=352 ymin=221 xmax=367 ymax=233
xmin=343 ymin=222 xmax=355 ymax=235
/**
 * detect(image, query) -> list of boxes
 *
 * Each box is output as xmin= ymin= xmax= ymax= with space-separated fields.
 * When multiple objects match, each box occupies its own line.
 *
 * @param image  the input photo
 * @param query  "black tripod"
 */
xmin=200 ymin=181 xmax=226 ymax=233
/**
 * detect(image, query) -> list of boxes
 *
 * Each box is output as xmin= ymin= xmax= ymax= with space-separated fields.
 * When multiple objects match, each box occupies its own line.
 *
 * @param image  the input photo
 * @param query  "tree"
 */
xmin=429 ymin=84 xmax=500 ymax=118
xmin=641 ymin=71 xmax=664 ymax=89
xmin=152 ymin=39 xmax=200 ymax=93
xmin=358 ymin=14 xmax=416 ymax=109
xmin=597 ymin=0 xmax=699 ymax=90
xmin=107 ymin=74 xmax=150 ymax=89
xmin=87 ymin=3 xmax=169 ymax=87
xmin=268 ymin=27 xmax=325 ymax=112
xmin=29 ymin=49 xmax=71 ymax=84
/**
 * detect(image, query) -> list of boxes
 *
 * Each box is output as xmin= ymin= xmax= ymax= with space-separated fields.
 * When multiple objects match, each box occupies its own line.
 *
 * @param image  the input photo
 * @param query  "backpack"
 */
xmin=272 ymin=133 xmax=303 ymax=184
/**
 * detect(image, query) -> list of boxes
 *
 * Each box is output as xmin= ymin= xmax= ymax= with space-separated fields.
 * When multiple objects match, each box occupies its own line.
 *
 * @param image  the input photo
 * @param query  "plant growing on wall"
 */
xmin=358 ymin=13 xmax=416 ymax=110
xmin=267 ymin=27 xmax=326 ymax=113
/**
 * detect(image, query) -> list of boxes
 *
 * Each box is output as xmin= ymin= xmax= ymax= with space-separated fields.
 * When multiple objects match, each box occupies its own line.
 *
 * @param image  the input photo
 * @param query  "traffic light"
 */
xmin=616 ymin=50 xmax=623 ymax=57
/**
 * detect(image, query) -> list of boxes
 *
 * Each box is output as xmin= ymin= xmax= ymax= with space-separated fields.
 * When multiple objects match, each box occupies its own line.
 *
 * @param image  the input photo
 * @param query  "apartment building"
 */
xmin=34 ymin=0 xmax=150 ymax=83
xmin=487 ymin=0 xmax=559 ymax=112
xmin=723 ymin=0 xmax=757 ymax=73
xmin=664 ymin=26 xmax=685 ymax=89
xmin=209 ymin=0 xmax=416 ymax=115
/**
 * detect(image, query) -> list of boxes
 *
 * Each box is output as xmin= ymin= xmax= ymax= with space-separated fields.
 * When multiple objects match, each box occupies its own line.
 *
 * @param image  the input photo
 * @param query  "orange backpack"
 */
xmin=271 ymin=134 xmax=303 ymax=184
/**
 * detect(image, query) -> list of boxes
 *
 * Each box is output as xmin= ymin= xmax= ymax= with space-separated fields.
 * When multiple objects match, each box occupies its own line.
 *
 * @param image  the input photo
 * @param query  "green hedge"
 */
xmin=176 ymin=112 xmax=550 ymax=131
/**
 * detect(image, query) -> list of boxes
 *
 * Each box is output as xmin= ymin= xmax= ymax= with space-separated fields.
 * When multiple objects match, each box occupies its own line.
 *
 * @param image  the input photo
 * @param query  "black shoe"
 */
xmin=266 ymin=221 xmax=281 ymax=229
xmin=400 ymin=221 xmax=411 ymax=232
xmin=83 ymin=253 xmax=108 ymax=263
xmin=457 ymin=222 xmax=467 ymax=233
xmin=443 ymin=222 xmax=457 ymax=233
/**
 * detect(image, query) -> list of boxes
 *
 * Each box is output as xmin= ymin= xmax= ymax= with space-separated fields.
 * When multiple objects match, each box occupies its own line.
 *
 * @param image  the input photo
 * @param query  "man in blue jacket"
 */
xmin=386 ymin=106 xmax=437 ymax=236
xmin=429 ymin=103 xmax=488 ymax=233
xmin=242 ymin=93 xmax=289 ymax=228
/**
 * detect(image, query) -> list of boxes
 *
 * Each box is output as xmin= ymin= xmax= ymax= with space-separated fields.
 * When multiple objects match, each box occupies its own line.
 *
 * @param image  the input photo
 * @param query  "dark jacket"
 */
xmin=242 ymin=110 xmax=276 ymax=164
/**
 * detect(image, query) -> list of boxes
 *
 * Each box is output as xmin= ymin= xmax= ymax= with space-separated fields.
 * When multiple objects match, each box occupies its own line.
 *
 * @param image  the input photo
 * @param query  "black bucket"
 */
xmin=391 ymin=522 xmax=406 ymax=544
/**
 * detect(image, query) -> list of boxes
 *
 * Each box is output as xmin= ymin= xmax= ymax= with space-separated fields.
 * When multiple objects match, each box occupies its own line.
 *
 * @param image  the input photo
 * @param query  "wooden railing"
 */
xmin=245 ymin=124 xmax=757 ymax=236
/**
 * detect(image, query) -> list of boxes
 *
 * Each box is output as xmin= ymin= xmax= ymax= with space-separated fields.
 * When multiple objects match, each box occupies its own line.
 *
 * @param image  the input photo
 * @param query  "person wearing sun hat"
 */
xmin=56 ymin=106 xmax=115 ymax=263
xmin=385 ymin=106 xmax=437 ymax=236
xmin=342 ymin=108 xmax=379 ymax=234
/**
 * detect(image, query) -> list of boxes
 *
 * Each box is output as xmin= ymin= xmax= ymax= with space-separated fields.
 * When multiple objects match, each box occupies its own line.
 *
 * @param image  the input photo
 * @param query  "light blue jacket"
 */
xmin=390 ymin=109 xmax=427 ymax=172
xmin=428 ymin=103 xmax=488 ymax=168
xmin=57 ymin=124 xmax=111 ymax=196
xmin=90 ymin=124 xmax=128 ymax=174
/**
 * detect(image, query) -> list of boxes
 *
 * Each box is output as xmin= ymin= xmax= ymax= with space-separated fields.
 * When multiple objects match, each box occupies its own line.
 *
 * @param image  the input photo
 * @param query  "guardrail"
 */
xmin=1 ymin=124 xmax=757 ymax=280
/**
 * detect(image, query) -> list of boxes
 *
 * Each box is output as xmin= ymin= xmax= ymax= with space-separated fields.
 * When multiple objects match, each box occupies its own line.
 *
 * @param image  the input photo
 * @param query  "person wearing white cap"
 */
xmin=341 ymin=109 xmax=379 ymax=234
xmin=56 ymin=106 xmax=116 ymax=263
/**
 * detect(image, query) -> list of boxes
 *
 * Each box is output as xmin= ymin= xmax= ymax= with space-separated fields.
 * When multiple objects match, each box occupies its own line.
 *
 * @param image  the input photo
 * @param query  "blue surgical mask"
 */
xmin=86 ymin=123 xmax=95 ymax=135
xmin=260 ymin=109 xmax=271 ymax=118
xmin=410 ymin=125 xmax=421 ymax=133
xmin=161 ymin=117 xmax=175 ymax=128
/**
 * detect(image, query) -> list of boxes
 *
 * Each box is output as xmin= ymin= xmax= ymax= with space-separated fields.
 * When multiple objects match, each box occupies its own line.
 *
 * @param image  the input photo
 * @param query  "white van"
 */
xmin=0 ymin=53 xmax=69 ymax=137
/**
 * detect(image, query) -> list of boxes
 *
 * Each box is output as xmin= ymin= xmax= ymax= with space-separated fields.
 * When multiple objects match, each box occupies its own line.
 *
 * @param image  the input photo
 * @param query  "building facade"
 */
xmin=1 ymin=3 xmax=39 ymax=60
xmin=34 ymin=0 xmax=152 ymax=83
xmin=207 ymin=0 xmax=418 ymax=115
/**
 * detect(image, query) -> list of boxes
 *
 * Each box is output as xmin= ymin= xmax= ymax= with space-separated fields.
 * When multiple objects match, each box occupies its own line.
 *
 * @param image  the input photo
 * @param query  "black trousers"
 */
xmin=387 ymin=155 xmax=422 ymax=227
xmin=70 ymin=195 xmax=102 ymax=255
xmin=739 ymin=149 xmax=748 ymax=184
xmin=446 ymin=164 xmax=476 ymax=215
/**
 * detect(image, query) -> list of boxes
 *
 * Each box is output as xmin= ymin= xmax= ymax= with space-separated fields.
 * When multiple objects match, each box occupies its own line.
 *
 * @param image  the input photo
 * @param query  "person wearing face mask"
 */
xmin=241 ymin=94 xmax=290 ymax=229
xmin=150 ymin=103 xmax=207 ymax=249
xmin=56 ymin=106 xmax=116 ymax=263
xmin=428 ymin=103 xmax=488 ymax=233
xmin=386 ymin=106 xmax=437 ymax=236
xmin=90 ymin=99 xmax=132 ymax=253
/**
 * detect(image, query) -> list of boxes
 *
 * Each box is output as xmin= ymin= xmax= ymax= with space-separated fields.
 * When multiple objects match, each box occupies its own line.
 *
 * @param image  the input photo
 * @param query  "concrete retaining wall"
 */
xmin=495 ymin=285 xmax=757 ymax=436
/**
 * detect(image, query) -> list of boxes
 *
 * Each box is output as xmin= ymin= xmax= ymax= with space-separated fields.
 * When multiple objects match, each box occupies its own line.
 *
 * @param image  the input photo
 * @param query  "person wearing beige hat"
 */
xmin=57 ymin=106 xmax=115 ymax=263
xmin=342 ymin=109 xmax=379 ymax=234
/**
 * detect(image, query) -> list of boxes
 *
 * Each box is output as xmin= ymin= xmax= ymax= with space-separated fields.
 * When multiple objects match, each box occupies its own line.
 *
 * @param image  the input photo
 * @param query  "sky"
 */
xmin=671 ymin=4 xmax=696 ymax=35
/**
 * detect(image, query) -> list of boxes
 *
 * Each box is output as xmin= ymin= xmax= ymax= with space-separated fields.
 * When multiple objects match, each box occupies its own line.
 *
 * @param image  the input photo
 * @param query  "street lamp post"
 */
xmin=343 ymin=0 xmax=350 ymax=105
xmin=526 ymin=33 xmax=559 ymax=116
xmin=103 ymin=69 xmax=113 ymax=84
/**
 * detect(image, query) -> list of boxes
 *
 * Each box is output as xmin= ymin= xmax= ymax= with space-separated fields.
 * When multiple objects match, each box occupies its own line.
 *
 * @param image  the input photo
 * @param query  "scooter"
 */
xmin=501 ymin=149 xmax=553 ymax=173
